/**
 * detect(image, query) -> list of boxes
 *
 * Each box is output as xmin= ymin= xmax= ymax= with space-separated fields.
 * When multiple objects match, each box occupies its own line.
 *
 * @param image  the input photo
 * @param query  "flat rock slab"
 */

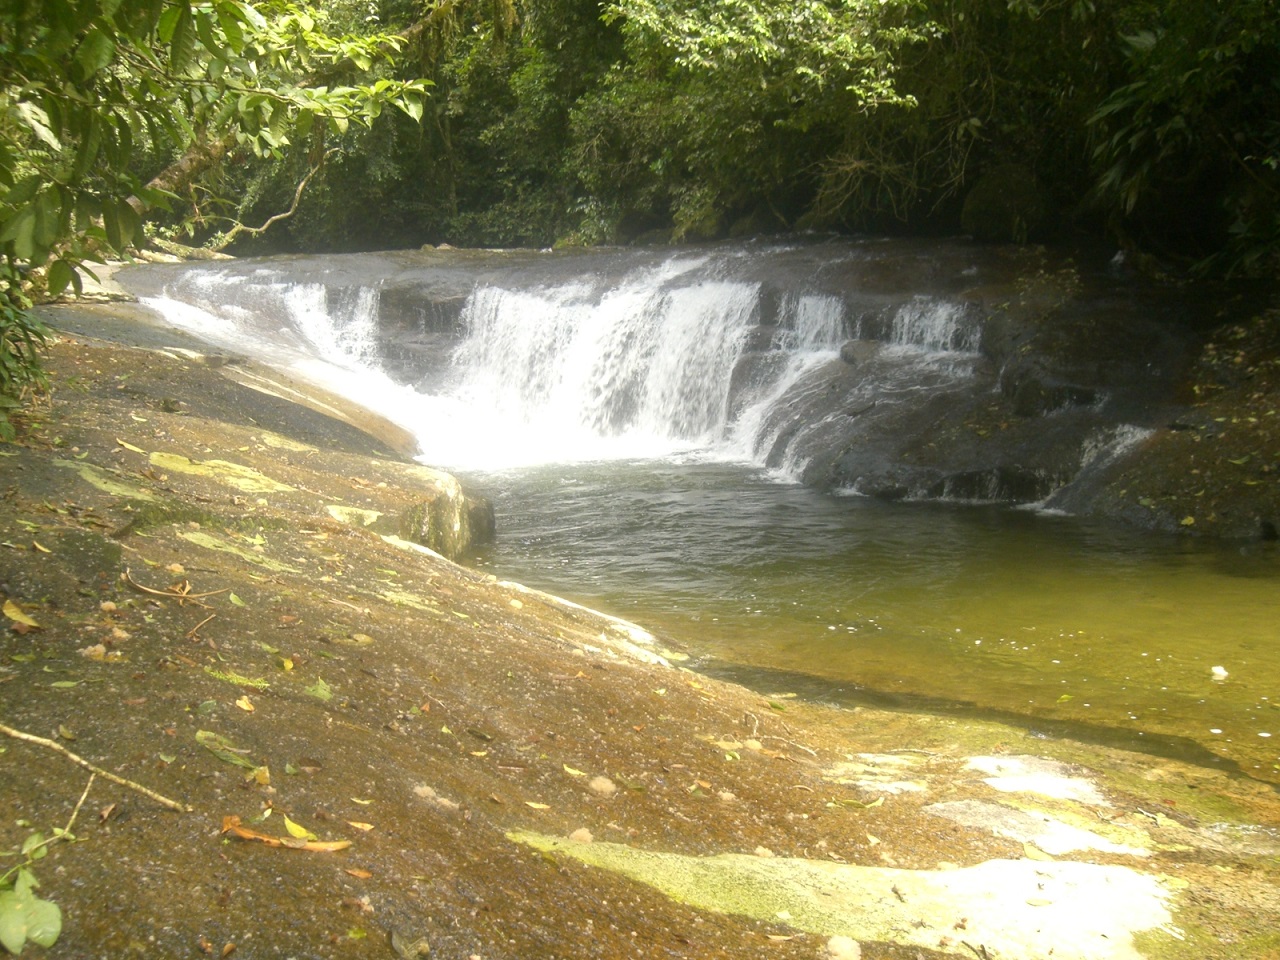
xmin=515 ymin=832 xmax=1178 ymax=960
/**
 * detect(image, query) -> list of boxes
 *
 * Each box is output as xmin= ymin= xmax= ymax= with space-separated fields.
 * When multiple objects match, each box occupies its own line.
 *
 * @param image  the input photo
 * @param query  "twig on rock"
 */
xmin=0 ymin=721 xmax=191 ymax=812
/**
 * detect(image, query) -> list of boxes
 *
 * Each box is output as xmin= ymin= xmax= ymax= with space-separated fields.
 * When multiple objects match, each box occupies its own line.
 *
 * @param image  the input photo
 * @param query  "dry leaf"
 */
xmin=221 ymin=815 xmax=351 ymax=852
xmin=283 ymin=815 xmax=318 ymax=841
xmin=116 ymin=438 xmax=146 ymax=453
xmin=346 ymin=821 xmax=375 ymax=832
xmin=345 ymin=868 xmax=373 ymax=879
xmin=1022 ymin=842 xmax=1055 ymax=862
xmin=524 ymin=802 xmax=551 ymax=810
xmin=563 ymin=765 xmax=586 ymax=777
xmin=32 ymin=541 xmax=51 ymax=554
xmin=235 ymin=696 xmax=255 ymax=712
xmin=3 ymin=599 xmax=40 ymax=628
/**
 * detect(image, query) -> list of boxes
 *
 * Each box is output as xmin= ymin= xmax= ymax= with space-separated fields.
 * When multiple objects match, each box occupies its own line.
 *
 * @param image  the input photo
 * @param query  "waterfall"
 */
xmin=137 ymin=246 xmax=986 ymax=472
xmin=452 ymin=272 xmax=758 ymax=449
xmin=883 ymin=296 xmax=981 ymax=354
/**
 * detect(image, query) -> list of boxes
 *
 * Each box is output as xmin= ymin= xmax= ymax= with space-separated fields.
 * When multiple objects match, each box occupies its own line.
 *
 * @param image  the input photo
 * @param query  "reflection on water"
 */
xmin=470 ymin=460 xmax=1280 ymax=783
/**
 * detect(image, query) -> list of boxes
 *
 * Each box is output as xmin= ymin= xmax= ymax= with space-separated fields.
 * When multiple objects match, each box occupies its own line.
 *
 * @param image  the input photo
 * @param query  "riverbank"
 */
xmin=1 ymin=317 xmax=1278 ymax=957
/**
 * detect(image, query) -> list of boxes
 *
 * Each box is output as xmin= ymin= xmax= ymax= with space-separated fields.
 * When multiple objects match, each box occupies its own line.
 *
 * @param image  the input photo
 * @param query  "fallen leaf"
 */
xmin=524 ymin=802 xmax=551 ymax=810
xmin=229 ymin=593 xmax=246 ymax=607
xmin=196 ymin=730 xmax=258 ymax=769
xmin=4 ymin=599 xmax=40 ymax=629
xmin=345 ymin=868 xmax=373 ymax=879
xmin=563 ymin=765 xmax=586 ymax=777
xmin=32 ymin=541 xmax=51 ymax=554
xmin=390 ymin=929 xmax=431 ymax=958
xmin=346 ymin=821 xmax=375 ymax=832
xmin=1022 ymin=842 xmax=1055 ymax=862
xmin=57 ymin=724 xmax=76 ymax=740
xmin=283 ymin=815 xmax=318 ymax=841
xmin=221 ymin=815 xmax=351 ymax=852
xmin=350 ymin=797 xmax=372 ymax=805
xmin=235 ymin=696 xmax=255 ymax=713
xmin=116 ymin=438 xmax=146 ymax=453
xmin=305 ymin=678 xmax=333 ymax=701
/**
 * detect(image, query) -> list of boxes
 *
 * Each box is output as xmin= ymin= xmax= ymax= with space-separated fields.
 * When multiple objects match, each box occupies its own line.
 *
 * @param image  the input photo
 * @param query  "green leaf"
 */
xmin=195 ymin=729 xmax=258 ymax=769
xmin=102 ymin=201 xmax=122 ymax=251
xmin=46 ymin=259 xmax=77 ymax=297
xmin=196 ymin=9 xmax=228 ymax=62
xmin=0 ymin=207 xmax=36 ymax=260
xmin=75 ymin=27 xmax=116 ymax=76
xmin=16 ymin=102 xmax=61 ymax=150
xmin=20 ymin=833 xmax=47 ymax=860
xmin=72 ymin=116 xmax=103 ymax=179
xmin=170 ymin=4 xmax=195 ymax=72
xmin=156 ymin=3 xmax=181 ymax=42
xmin=305 ymin=677 xmax=333 ymax=702
xmin=0 ymin=882 xmax=62 ymax=953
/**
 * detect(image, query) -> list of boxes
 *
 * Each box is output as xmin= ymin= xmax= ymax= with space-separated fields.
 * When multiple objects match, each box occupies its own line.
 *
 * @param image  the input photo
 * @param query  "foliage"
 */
xmin=565 ymin=0 xmax=927 ymax=240
xmin=0 ymin=261 xmax=47 ymax=441
xmin=0 ymin=827 xmax=73 ymax=955
xmin=1088 ymin=0 xmax=1280 ymax=273
xmin=0 ymin=0 xmax=429 ymax=405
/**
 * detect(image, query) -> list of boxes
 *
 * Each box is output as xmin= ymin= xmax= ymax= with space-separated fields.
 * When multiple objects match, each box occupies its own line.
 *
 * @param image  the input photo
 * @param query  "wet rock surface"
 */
xmin=1 ymin=318 xmax=1278 ymax=958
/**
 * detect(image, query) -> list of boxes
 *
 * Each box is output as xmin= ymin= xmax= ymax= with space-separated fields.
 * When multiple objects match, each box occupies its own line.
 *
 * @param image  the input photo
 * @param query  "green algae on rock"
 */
xmin=511 ymin=831 xmax=1180 ymax=960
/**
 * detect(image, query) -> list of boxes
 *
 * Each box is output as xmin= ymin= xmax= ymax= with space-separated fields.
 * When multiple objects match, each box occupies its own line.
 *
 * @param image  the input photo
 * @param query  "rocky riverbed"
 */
xmin=0 ymin=303 xmax=1278 ymax=959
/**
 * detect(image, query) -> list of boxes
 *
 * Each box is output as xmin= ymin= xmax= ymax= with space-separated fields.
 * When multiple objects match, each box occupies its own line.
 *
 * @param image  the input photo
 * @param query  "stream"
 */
xmin=118 ymin=239 xmax=1280 ymax=784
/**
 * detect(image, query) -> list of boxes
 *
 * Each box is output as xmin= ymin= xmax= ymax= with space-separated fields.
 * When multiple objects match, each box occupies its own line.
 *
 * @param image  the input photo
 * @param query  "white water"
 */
xmin=142 ymin=255 xmax=982 ymax=472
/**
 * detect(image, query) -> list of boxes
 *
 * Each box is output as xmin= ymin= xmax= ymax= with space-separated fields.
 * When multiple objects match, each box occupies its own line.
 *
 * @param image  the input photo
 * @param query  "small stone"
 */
xmin=753 ymin=846 xmax=774 ymax=858
xmin=827 ymin=934 xmax=861 ymax=959
xmin=588 ymin=776 xmax=617 ymax=797
xmin=99 ymin=601 xmax=117 ymax=613
xmin=569 ymin=828 xmax=593 ymax=843
xmin=744 ymin=739 xmax=763 ymax=751
xmin=716 ymin=790 xmax=737 ymax=803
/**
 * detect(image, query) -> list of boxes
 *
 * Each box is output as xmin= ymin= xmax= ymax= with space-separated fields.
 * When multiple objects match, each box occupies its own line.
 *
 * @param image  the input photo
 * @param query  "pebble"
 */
xmin=588 ymin=776 xmax=617 ymax=797
xmin=826 ymin=935 xmax=861 ymax=959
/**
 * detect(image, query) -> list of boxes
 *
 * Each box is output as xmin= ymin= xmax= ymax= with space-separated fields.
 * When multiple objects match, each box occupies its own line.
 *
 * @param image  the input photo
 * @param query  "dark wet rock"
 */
xmin=839 ymin=339 xmax=880 ymax=365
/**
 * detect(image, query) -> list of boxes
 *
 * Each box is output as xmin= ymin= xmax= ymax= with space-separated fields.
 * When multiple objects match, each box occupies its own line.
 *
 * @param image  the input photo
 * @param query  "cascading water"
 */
xmin=136 ymin=245 xmax=986 ymax=472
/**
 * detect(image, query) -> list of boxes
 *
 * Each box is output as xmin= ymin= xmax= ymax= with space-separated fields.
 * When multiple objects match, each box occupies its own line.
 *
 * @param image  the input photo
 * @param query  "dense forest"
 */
xmin=2 ymin=0 xmax=1278 ymax=422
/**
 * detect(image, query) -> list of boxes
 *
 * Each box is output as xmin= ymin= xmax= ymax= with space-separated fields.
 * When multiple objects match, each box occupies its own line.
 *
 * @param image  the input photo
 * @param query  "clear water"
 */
xmin=468 ymin=459 xmax=1280 ymax=782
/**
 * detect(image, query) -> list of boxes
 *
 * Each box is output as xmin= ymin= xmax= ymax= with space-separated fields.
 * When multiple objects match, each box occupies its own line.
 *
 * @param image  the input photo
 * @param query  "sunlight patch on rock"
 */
xmin=510 ymin=832 xmax=1178 ymax=960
